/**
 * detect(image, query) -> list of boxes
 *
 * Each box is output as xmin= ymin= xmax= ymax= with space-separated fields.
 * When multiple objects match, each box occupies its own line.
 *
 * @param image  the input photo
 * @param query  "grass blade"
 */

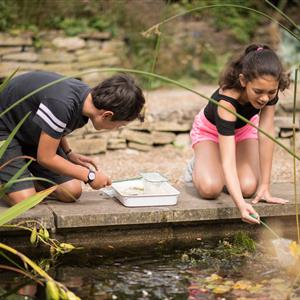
xmin=0 ymin=69 xmax=18 ymax=94
xmin=0 ymin=112 xmax=31 ymax=159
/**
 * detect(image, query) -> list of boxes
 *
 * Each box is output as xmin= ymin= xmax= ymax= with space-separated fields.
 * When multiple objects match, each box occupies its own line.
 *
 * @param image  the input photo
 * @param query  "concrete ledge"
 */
xmin=0 ymin=183 xmax=299 ymax=252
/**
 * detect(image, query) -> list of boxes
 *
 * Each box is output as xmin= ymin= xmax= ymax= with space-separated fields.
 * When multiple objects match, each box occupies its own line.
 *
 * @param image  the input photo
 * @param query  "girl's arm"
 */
xmin=219 ymin=135 xmax=259 ymax=223
xmin=217 ymin=101 xmax=259 ymax=223
xmin=252 ymin=105 xmax=288 ymax=204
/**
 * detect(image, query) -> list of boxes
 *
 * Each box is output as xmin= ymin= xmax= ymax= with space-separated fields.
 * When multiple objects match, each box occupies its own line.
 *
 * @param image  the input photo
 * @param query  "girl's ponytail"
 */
xmin=219 ymin=44 xmax=289 ymax=91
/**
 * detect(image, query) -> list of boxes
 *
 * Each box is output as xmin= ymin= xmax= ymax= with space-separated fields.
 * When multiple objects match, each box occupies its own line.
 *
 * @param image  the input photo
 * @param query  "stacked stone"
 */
xmin=0 ymin=31 xmax=123 ymax=87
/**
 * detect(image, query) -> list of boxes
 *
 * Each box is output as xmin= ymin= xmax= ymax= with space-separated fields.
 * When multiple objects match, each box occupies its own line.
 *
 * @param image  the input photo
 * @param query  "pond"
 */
xmin=0 ymin=233 xmax=299 ymax=300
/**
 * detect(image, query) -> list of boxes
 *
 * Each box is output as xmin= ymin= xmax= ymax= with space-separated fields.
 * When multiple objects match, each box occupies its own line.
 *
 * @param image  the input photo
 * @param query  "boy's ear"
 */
xmin=102 ymin=111 xmax=114 ymax=119
xmin=239 ymin=74 xmax=246 ymax=88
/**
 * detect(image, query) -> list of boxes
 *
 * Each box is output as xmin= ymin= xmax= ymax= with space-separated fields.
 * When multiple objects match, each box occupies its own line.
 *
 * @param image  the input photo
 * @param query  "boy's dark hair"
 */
xmin=91 ymin=73 xmax=145 ymax=122
xmin=219 ymin=44 xmax=290 ymax=92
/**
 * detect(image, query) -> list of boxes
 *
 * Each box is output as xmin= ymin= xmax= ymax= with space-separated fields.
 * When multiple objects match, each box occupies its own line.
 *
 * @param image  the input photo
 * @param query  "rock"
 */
xmin=77 ymin=57 xmax=120 ymax=70
xmin=80 ymin=32 xmax=112 ymax=40
xmin=276 ymin=137 xmax=291 ymax=148
xmin=107 ymin=138 xmax=127 ymax=150
xmin=127 ymin=119 xmax=151 ymax=131
xmin=52 ymin=37 xmax=85 ymax=51
xmin=128 ymin=142 xmax=152 ymax=152
xmin=38 ymin=49 xmax=75 ymax=63
xmin=0 ymin=47 xmax=22 ymax=56
xmin=68 ymin=138 xmax=107 ymax=154
xmin=68 ymin=126 xmax=88 ymax=137
xmin=275 ymin=116 xmax=299 ymax=130
xmin=42 ymin=63 xmax=76 ymax=74
xmin=76 ymin=52 xmax=113 ymax=63
xmin=152 ymin=121 xmax=191 ymax=132
xmin=101 ymin=40 xmax=125 ymax=52
xmin=280 ymin=100 xmax=300 ymax=112
xmin=2 ymin=52 xmax=38 ymax=62
xmin=279 ymin=130 xmax=295 ymax=138
xmin=152 ymin=131 xmax=176 ymax=144
xmin=173 ymin=133 xmax=191 ymax=149
xmin=80 ymin=69 xmax=107 ymax=87
xmin=120 ymin=129 xmax=153 ymax=145
xmin=0 ymin=33 xmax=32 ymax=46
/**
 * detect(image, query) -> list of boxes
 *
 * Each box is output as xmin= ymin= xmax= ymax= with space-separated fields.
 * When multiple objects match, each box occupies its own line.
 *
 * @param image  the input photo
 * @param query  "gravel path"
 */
xmin=84 ymin=143 xmax=299 ymax=191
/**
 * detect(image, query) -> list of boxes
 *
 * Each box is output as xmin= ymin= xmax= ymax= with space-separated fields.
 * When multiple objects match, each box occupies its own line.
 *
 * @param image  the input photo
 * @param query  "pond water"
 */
xmin=0 ymin=235 xmax=299 ymax=300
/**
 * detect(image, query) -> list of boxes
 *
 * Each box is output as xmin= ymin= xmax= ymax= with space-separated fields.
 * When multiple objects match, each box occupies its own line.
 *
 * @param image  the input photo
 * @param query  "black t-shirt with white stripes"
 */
xmin=0 ymin=71 xmax=91 ymax=145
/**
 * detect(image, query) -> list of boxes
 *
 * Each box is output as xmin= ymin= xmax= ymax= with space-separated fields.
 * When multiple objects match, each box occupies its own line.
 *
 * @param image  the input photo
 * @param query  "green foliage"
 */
xmin=233 ymin=231 xmax=256 ymax=253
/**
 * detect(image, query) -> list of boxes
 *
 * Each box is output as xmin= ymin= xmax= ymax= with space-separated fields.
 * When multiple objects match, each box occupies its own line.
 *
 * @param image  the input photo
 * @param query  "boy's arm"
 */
xmin=37 ymin=132 xmax=89 ymax=182
xmin=59 ymin=136 xmax=71 ymax=154
xmin=252 ymin=105 xmax=288 ymax=204
xmin=37 ymin=131 xmax=110 ymax=188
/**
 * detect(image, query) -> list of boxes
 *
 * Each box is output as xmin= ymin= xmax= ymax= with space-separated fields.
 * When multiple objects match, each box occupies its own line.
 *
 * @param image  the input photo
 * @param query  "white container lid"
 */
xmin=140 ymin=172 xmax=168 ymax=183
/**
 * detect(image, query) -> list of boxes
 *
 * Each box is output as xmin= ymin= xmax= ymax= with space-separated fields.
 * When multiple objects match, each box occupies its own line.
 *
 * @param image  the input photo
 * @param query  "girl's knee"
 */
xmin=240 ymin=178 xmax=258 ymax=198
xmin=194 ymin=180 xmax=223 ymax=199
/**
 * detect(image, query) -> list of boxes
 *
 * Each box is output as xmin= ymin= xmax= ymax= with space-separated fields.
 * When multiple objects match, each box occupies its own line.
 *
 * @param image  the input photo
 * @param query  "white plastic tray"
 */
xmin=111 ymin=178 xmax=180 ymax=207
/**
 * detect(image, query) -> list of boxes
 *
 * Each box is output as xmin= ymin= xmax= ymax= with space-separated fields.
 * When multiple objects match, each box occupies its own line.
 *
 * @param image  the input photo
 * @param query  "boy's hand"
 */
xmin=89 ymin=171 xmax=111 ymax=190
xmin=239 ymin=203 xmax=260 ymax=224
xmin=67 ymin=152 xmax=98 ymax=171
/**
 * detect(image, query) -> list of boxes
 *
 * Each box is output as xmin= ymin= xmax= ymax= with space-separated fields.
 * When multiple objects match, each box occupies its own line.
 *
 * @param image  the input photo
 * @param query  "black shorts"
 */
xmin=0 ymin=133 xmax=73 ymax=193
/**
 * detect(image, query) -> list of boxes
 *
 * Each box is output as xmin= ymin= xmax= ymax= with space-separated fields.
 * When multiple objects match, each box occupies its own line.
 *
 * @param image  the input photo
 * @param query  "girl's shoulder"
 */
xmin=214 ymin=88 xmax=241 ymax=109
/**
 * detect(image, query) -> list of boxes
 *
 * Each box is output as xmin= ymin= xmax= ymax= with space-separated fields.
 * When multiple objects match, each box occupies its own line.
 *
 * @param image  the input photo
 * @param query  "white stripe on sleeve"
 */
xmin=36 ymin=110 xmax=64 ymax=133
xmin=39 ymin=103 xmax=67 ymax=128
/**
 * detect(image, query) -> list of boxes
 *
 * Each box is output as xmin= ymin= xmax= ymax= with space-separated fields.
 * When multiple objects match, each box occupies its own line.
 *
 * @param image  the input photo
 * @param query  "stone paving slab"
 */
xmin=47 ymin=182 xmax=300 ymax=229
xmin=0 ymin=203 xmax=54 ymax=232
xmin=0 ymin=183 xmax=299 ymax=233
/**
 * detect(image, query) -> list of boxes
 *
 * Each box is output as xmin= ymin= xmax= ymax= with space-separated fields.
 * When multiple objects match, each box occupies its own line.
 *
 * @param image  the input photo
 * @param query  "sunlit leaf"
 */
xmin=233 ymin=280 xmax=252 ymax=290
xmin=205 ymin=274 xmax=223 ymax=282
xmin=0 ymin=186 xmax=56 ymax=226
xmin=289 ymin=241 xmax=300 ymax=258
xmin=212 ymin=285 xmax=231 ymax=294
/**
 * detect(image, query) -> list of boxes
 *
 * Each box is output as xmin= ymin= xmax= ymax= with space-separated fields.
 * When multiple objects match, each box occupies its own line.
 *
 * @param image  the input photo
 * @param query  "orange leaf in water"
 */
xmin=233 ymin=280 xmax=252 ymax=290
xmin=212 ymin=285 xmax=231 ymax=294
xmin=205 ymin=274 xmax=223 ymax=282
xmin=289 ymin=241 xmax=300 ymax=258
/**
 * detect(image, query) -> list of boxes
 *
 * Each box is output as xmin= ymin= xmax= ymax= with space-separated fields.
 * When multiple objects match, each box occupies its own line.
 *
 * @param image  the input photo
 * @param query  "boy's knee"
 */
xmin=55 ymin=180 xmax=82 ymax=203
xmin=5 ymin=188 xmax=37 ymax=206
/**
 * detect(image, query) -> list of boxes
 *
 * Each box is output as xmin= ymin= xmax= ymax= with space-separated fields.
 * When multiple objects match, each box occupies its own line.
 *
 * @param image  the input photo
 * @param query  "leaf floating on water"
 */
xmin=233 ymin=280 xmax=252 ymax=290
xmin=205 ymin=273 xmax=223 ymax=282
xmin=212 ymin=285 xmax=231 ymax=294
xmin=289 ymin=241 xmax=300 ymax=258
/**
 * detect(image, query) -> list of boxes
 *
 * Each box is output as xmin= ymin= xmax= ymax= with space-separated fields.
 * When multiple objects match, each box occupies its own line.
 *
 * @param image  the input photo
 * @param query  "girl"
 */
xmin=189 ymin=44 xmax=290 ymax=224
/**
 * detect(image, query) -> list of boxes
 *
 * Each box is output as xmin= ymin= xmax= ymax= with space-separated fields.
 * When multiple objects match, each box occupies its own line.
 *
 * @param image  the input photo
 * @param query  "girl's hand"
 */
xmin=67 ymin=152 xmax=98 ymax=171
xmin=239 ymin=203 xmax=260 ymax=224
xmin=89 ymin=171 xmax=112 ymax=190
xmin=252 ymin=185 xmax=289 ymax=204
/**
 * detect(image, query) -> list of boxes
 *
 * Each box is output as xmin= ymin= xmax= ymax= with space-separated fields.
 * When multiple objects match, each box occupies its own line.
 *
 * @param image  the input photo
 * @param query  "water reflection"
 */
xmin=0 ymin=239 xmax=299 ymax=300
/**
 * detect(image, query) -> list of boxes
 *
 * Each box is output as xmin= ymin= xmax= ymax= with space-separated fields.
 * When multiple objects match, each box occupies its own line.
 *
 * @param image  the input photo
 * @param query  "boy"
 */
xmin=0 ymin=71 xmax=145 ymax=206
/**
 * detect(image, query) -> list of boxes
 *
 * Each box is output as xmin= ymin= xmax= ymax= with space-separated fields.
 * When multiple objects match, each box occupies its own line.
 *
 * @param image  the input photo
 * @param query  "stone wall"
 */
xmin=0 ymin=31 xmax=123 ymax=87
xmin=0 ymin=31 xmax=299 ymax=154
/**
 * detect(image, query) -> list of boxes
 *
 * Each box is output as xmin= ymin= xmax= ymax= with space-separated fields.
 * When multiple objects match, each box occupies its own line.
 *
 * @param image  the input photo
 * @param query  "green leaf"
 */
xmin=0 ymin=68 xmax=18 ymax=94
xmin=0 ymin=159 xmax=33 ymax=199
xmin=0 ymin=186 xmax=56 ymax=226
xmin=0 ymin=112 xmax=31 ymax=160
